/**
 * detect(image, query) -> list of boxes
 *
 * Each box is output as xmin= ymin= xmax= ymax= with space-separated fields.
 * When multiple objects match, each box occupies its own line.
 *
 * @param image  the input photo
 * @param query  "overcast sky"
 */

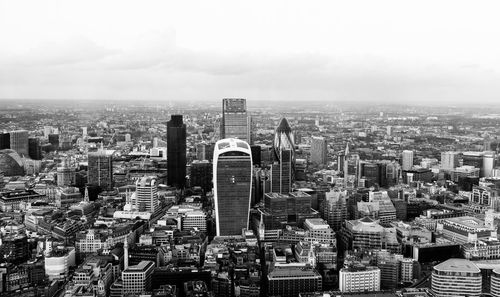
xmin=1 ymin=0 xmax=500 ymax=104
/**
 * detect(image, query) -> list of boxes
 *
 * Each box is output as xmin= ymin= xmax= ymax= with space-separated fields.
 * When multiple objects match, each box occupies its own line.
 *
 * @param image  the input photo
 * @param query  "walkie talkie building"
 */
xmin=213 ymin=138 xmax=253 ymax=236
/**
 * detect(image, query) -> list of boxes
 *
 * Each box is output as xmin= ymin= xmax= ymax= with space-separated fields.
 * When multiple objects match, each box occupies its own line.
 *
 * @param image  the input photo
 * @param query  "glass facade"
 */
xmin=214 ymin=138 xmax=252 ymax=236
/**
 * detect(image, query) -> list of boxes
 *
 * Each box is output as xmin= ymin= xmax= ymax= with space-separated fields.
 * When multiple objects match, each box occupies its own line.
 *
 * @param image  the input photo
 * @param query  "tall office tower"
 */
xmin=10 ymin=130 xmax=29 ymax=157
xmin=57 ymin=158 xmax=76 ymax=187
xmin=48 ymin=134 xmax=59 ymax=150
xmin=87 ymin=150 xmax=114 ymax=190
xmin=0 ymin=132 xmax=10 ymax=149
xmin=431 ymin=258 xmax=481 ymax=297
xmin=135 ymin=176 xmax=159 ymax=214
xmin=167 ymin=115 xmax=187 ymax=188
xmin=213 ymin=138 xmax=253 ymax=236
xmin=270 ymin=149 xmax=292 ymax=194
xmin=441 ymin=151 xmax=459 ymax=170
xmin=274 ymin=117 xmax=295 ymax=158
xmin=311 ymin=136 xmax=327 ymax=165
xmin=322 ymin=190 xmax=347 ymax=231
xmin=484 ymin=151 xmax=496 ymax=178
xmin=401 ymin=150 xmax=414 ymax=171
xmin=360 ymin=162 xmax=387 ymax=188
xmin=337 ymin=151 xmax=345 ymax=172
xmin=220 ymin=98 xmax=250 ymax=143
xmin=28 ymin=137 xmax=42 ymax=160
xmin=190 ymin=160 xmax=213 ymax=193
xmin=122 ymin=260 xmax=155 ymax=294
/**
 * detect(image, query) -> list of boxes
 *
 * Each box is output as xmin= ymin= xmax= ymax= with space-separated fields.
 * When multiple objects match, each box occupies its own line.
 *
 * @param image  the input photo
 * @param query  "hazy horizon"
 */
xmin=1 ymin=0 xmax=500 ymax=104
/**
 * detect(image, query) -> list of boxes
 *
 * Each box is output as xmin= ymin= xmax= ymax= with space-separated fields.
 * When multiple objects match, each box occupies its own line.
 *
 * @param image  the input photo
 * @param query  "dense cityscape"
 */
xmin=1 ymin=98 xmax=500 ymax=297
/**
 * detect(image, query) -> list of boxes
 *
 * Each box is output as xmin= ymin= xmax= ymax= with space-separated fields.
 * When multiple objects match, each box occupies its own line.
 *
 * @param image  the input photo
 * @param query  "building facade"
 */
xmin=167 ymin=115 xmax=187 ymax=188
xmin=213 ymin=138 xmax=253 ymax=236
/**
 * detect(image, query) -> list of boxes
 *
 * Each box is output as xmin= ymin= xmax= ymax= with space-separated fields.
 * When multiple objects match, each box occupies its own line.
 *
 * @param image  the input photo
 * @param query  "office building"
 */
xmin=267 ymin=266 xmax=322 ymax=297
xmin=339 ymin=265 xmax=381 ymax=293
xmin=431 ymin=258 xmax=481 ymax=297
xmin=484 ymin=151 xmax=496 ymax=178
xmin=441 ymin=151 xmax=459 ymax=170
xmin=491 ymin=268 xmax=500 ymax=297
xmin=304 ymin=218 xmax=336 ymax=245
xmin=28 ymin=137 xmax=42 ymax=160
xmin=213 ymin=138 xmax=253 ymax=236
xmin=190 ymin=160 xmax=212 ymax=192
xmin=87 ymin=150 xmax=114 ymax=190
xmin=183 ymin=210 xmax=207 ymax=232
xmin=402 ymin=150 xmax=414 ymax=171
xmin=463 ymin=152 xmax=485 ymax=176
xmin=134 ymin=176 xmax=160 ymax=214
xmin=48 ymin=133 xmax=60 ymax=150
xmin=274 ymin=117 xmax=295 ymax=181
xmin=167 ymin=115 xmax=187 ymax=188
xmin=10 ymin=130 xmax=29 ymax=157
xmin=57 ymin=158 xmax=76 ymax=187
xmin=401 ymin=258 xmax=415 ymax=283
xmin=270 ymin=149 xmax=292 ymax=194
xmin=440 ymin=216 xmax=493 ymax=244
xmin=322 ymin=190 xmax=347 ymax=231
xmin=122 ymin=260 xmax=155 ymax=294
xmin=341 ymin=217 xmax=400 ymax=253
xmin=311 ymin=136 xmax=327 ymax=165
xmin=221 ymin=98 xmax=250 ymax=142
xmin=0 ymin=132 xmax=10 ymax=149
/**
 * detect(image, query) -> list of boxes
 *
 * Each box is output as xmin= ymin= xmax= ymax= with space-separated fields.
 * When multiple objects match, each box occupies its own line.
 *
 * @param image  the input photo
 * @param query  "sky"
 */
xmin=1 ymin=0 xmax=500 ymax=104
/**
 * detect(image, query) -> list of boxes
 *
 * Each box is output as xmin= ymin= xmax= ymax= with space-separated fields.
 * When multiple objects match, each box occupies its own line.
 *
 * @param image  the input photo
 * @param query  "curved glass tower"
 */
xmin=213 ymin=138 xmax=253 ymax=236
xmin=273 ymin=117 xmax=295 ymax=161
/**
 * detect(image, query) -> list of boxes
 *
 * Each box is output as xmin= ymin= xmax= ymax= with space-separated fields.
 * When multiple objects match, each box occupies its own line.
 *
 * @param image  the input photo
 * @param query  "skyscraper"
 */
xmin=0 ymin=132 xmax=10 ymax=150
xmin=87 ymin=150 xmax=114 ymax=191
xmin=28 ymin=137 xmax=42 ymax=160
xmin=270 ymin=149 xmax=292 ymax=194
xmin=441 ymin=151 xmax=459 ymax=170
xmin=134 ymin=176 xmax=159 ymax=214
xmin=311 ymin=136 xmax=327 ymax=165
xmin=402 ymin=150 xmax=414 ymax=171
xmin=213 ymin=138 xmax=253 ymax=236
xmin=167 ymin=115 xmax=187 ymax=188
xmin=57 ymin=158 xmax=76 ymax=187
xmin=10 ymin=130 xmax=29 ymax=157
xmin=221 ymin=98 xmax=250 ymax=143
xmin=322 ymin=190 xmax=347 ymax=231
xmin=272 ymin=117 xmax=295 ymax=190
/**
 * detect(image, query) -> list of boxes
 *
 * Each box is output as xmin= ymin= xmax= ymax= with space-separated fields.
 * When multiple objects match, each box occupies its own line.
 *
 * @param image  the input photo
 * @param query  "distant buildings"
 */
xmin=221 ymin=98 xmax=250 ymax=143
xmin=167 ymin=115 xmax=187 ymax=188
xmin=213 ymin=138 xmax=252 ymax=236
xmin=322 ymin=190 xmax=347 ymax=231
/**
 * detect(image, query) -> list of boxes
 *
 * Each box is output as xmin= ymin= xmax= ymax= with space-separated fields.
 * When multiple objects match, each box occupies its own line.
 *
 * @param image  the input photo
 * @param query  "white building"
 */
xmin=402 ymin=150 xmax=414 ymax=171
xmin=303 ymin=218 xmax=336 ymax=245
xmin=45 ymin=246 xmax=76 ymax=280
xmin=339 ymin=266 xmax=381 ymax=292
xmin=431 ymin=258 xmax=481 ymax=297
xmin=182 ymin=210 xmax=207 ymax=231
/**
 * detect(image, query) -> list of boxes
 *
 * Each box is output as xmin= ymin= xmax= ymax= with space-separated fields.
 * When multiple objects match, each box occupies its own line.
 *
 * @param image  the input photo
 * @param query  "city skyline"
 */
xmin=1 ymin=0 xmax=500 ymax=104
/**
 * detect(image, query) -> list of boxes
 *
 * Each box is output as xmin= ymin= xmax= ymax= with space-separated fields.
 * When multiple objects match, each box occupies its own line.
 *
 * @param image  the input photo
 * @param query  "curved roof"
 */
xmin=0 ymin=149 xmax=24 ymax=176
xmin=434 ymin=258 xmax=480 ymax=273
xmin=214 ymin=138 xmax=251 ymax=155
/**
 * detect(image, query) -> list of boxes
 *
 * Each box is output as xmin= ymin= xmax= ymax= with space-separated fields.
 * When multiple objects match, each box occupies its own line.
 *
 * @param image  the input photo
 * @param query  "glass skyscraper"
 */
xmin=213 ymin=138 xmax=253 ymax=236
xmin=167 ymin=115 xmax=187 ymax=188
xmin=221 ymin=98 xmax=250 ymax=143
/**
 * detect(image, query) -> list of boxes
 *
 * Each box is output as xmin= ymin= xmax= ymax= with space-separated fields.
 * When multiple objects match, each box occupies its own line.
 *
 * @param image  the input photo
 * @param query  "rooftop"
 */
xmin=433 ymin=258 xmax=480 ymax=273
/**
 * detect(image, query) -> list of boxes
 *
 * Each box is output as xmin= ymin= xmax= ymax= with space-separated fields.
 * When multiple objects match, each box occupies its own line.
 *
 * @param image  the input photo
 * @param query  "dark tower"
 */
xmin=0 ymin=132 xmax=10 ymax=150
xmin=167 ymin=115 xmax=187 ymax=188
